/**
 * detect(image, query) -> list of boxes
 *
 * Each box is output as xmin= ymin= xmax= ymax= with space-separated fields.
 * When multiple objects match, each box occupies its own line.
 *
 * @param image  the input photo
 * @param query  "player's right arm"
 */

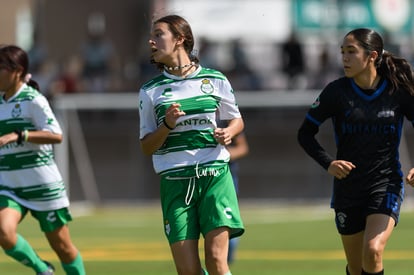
xmin=298 ymin=83 xmax=337 ymax=170
xmin=328 ymin=160 xmax=356 ymax=180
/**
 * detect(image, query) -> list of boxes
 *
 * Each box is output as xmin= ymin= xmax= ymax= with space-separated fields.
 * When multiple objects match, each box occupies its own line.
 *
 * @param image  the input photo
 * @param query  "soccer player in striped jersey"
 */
xmin=139 ymin=15 xmax=244 ymax=275
xmin=0 ymin=45 xmax=85 ymax=275
xmin=298 ymin=29 xmax=414 ymax=275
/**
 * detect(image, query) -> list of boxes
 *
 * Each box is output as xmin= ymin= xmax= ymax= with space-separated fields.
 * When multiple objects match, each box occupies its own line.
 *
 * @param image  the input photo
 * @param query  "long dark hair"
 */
xmin=345 ymin=28 xmax=414 ymax=95
xmin=150 ymin=15 xmax=199 ymax=71
xmin=0 ymin=44 xmax=40 ymax=91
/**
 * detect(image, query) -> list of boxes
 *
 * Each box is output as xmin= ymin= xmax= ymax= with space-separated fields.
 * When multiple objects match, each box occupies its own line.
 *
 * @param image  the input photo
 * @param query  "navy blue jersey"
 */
xmin=298 ymin=77 xmax=414 ymax=208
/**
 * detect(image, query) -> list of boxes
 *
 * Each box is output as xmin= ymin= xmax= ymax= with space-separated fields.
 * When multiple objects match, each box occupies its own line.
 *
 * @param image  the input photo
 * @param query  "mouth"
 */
xmin=150 ymin=48 xmax=157 ymax=57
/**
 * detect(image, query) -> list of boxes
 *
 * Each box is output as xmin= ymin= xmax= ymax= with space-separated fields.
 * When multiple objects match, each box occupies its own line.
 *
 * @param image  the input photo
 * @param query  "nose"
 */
xmin=148 ymin=39 xmax=155 ymax=45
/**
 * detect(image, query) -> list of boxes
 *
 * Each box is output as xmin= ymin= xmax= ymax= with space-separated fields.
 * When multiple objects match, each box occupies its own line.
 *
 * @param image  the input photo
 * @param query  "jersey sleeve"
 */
xmin=138 ymin=89 xmax=157 ymax=139
xmin=297 ymin=82 xmax=338 ymax=170
xmin=400 ymin=89 xmax=414 ymax=126
xmin=30 ymin=95 xmax=62 ymax=134
xmin=305 ymin=82 xmax=337 ymax=126
xmin=217 ymin=79 xmax=241 ymax=121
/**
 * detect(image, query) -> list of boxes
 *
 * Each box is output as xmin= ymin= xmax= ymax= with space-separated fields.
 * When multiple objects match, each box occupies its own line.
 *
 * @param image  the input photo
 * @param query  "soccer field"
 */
xmin=2 ymin=200 xmax=414 ymax=274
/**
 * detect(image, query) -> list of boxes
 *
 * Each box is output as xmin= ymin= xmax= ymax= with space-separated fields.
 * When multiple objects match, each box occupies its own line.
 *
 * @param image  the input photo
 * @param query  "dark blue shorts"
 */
xmin=334 ymin=190 xmax=402 ymax=235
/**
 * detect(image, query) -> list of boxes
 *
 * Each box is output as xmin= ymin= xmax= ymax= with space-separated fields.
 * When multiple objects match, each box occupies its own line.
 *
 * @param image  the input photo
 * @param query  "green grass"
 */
xmin=2 ymin=201 xmax=414 ymax=274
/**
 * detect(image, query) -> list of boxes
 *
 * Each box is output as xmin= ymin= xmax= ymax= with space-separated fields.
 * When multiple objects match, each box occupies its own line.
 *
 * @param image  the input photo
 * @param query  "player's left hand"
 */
xmin=405 ymin=168 xmax=414 ymax=187
xmin=214 ymin=128 xmax=232 ymax=145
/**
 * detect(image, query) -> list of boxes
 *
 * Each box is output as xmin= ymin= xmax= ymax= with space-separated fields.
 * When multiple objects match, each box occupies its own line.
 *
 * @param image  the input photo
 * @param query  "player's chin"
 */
xmin=152 ymin=53 xmax=166 ymax=64
xmin=343 ymin=70 xmax=353 ymax=78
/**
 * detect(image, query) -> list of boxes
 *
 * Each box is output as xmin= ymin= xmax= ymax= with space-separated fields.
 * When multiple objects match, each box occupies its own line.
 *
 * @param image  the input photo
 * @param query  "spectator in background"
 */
xmin=27 ymin=30 xmax=48 ymax=73
xmin=226 ymin=131 xmax=249 ymax=264
xmin=50 ymin=55 xmax=84 ymax=96
xmin=197 ymin=37 xmax=218 ymax=69
xmin=28 ymin=30 xmax=59 ymax=99
xmin=216 ymin=120 xmax=249 ymax=265
xmin=80 ymin=11 xmax=116 ymax=93
xmin=281 ymin=31 xmax=305 ymax=89
xmin=226 ymin=39 xmax=262 ymax=91
xmin=310 ymin=45 xmax=341 ymax=89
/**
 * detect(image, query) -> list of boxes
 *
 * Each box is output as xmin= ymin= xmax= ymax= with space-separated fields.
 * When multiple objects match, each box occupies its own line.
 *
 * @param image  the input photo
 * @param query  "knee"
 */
xmin=205 ymin=248 xmax=228 ymax=274
xmin=364 ymin=241 xmax=384 ymax=265
xmin=49 ymin=241 xmax=78 ymax=263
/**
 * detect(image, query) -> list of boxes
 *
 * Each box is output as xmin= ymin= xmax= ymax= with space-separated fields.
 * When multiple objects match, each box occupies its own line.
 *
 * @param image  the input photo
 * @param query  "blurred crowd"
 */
xmin=29 ymin=22 xmax=407 ymax=98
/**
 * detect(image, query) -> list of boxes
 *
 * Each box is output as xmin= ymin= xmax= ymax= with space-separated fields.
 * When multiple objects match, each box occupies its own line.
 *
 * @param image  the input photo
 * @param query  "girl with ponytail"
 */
xmin=0 ymin=45 xmax=85 ymax=275
xmin=298 ymin=28 xmax=414 ymax=275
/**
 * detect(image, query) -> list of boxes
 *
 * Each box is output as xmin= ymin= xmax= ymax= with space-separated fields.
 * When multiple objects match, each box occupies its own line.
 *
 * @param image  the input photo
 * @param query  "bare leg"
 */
xmin=170 ymin=239 xmax=203 ymax=275
xmin=362 ymin=214 xmax=394 ymax=273
xmin=0 ymin=207 xmax=20 ymax=249
xmin=45 ymin=225 xmax=79 ymax=263
xmin=204 ymin=227 xmax=230 ymax=275
xmin=341 ymin=231 xmax=363 ymax=275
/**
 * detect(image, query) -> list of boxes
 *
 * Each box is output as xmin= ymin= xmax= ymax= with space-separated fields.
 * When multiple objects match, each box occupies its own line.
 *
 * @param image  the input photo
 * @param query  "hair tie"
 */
xmin=24 ymin=73 xmax=32 ymax=83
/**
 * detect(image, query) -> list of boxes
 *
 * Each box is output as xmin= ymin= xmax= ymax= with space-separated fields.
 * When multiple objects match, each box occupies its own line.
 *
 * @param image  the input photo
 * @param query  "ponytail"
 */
xmin=23 ymin=73 xmax=40 ymax=91
xmin=27 ymin=79 xmax=40 ymax=91
xmin=377 ymin=51 xmax=414 ymax=96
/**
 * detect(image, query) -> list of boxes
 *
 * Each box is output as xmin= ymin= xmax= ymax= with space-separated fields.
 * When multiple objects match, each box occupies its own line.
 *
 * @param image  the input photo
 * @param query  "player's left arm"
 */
xmin=406 ymin=168 xmax=414 ymax=187
xmin=28 ymin=95 xmax=63 ymax=144
xmin=214 ymin=117 xmax=244 ymax=146
xmin=401 ymin=90 xmax=414 ymax=187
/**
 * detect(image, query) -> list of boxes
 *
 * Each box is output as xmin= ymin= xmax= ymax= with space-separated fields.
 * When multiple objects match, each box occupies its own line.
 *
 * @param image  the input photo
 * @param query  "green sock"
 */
xmin=62 ymin=252 xmax=86 ymax=275
xmin=224 ymin=272 xmax=232 ymax=275
xmin=4 ymin=234 xmax=48 ymax=272
xmin=202 ymin=268 xmax=209 ymax=275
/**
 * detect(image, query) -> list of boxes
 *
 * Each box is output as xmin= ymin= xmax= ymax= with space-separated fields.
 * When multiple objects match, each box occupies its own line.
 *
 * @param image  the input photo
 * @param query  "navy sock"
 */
xmin=361 ymin=269 xmax=384 ymax=275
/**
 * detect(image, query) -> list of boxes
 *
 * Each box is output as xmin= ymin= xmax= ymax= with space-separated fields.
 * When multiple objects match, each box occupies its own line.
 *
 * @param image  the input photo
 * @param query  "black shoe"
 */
xmin=36 ymin=261 xmax=55 ymax=275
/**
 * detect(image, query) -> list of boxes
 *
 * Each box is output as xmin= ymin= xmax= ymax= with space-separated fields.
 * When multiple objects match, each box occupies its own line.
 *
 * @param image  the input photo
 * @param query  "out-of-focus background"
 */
xmin=2 ymin=0 xmax=414 ymax=205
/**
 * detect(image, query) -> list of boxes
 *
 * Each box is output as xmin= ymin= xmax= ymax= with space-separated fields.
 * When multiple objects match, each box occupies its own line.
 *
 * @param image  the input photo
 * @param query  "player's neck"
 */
xmin=3 ymin=83 xmax=22 ymax=101
xmin=354 ymin=73 xmax=380 ymax=90
xmin=164 ymin=62 xmax=197 ymax=78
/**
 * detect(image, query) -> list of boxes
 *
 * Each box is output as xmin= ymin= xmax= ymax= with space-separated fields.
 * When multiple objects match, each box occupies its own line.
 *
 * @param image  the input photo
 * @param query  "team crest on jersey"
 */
xmin=11 ymin=103 xmax=22 ymax=118
xmin=200 ymin=79 xmax=214 ymax=94
xmin=311 ymin=97 xmax=320 ymax=108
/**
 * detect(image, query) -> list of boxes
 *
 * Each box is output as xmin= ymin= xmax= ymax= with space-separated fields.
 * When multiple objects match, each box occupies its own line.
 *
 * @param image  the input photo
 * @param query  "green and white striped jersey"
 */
xmin=139 ymin=66 xmax=242 ymax=175
xmin=0 ymin=84 xmax=69 ymax=211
